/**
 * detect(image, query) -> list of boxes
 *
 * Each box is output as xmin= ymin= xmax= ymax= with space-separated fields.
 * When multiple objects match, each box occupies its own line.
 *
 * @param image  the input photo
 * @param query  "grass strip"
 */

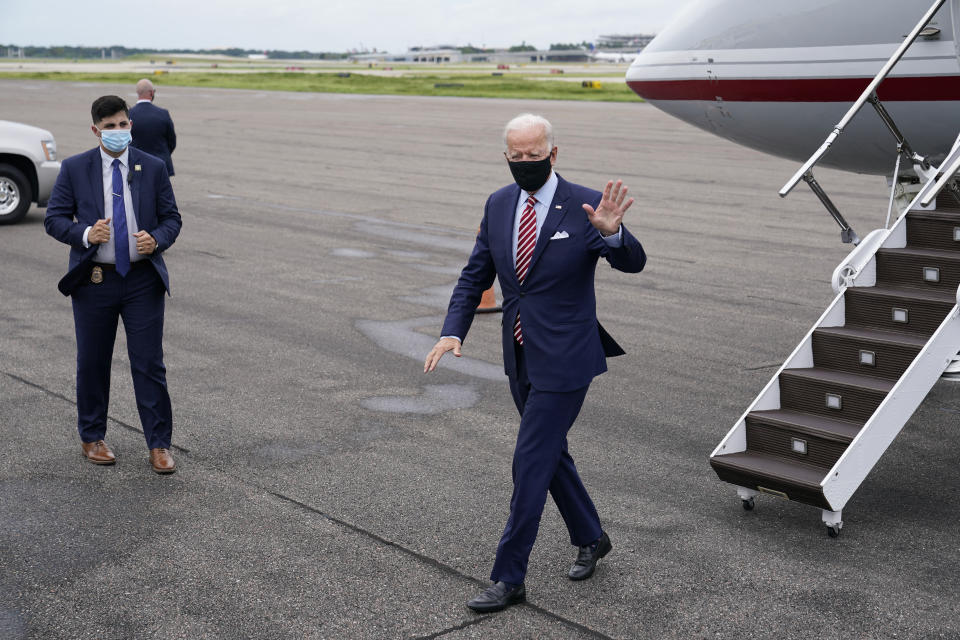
xmin=0 ymin=71 xmax=642 ymax=102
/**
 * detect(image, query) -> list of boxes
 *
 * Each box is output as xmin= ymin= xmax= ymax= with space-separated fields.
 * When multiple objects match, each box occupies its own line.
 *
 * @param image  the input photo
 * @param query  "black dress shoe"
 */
xmin=467 ymin=581 xmax=526 ymax=613
xmin=568 ymin=531 xmax=612 ymax=581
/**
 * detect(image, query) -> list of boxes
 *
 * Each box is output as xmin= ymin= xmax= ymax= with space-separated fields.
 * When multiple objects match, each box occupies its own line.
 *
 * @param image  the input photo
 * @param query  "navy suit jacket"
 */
xmin=129 ymin=102 xmax=177 ymax=175
xmin=441 ymin=175 xmax=646 ymax=392
xmin=44 ymin=147 xmax=182 ymax=296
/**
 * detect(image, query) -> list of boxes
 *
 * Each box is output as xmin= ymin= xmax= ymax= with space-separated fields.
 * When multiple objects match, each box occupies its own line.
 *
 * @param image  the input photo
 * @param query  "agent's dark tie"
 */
xmin=111 ymin=158 xmax=130 ymax=277
xmin=513 ymin=195 xmax=537 ymax=344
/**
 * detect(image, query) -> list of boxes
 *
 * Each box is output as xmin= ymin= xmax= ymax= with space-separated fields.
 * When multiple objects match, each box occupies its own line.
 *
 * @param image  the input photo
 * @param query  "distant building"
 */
xmin=398 ymin=47 xmax=463 ymax=63
xmin=596 ymin=34 xmax=656 ymax=50
xmin=349 ymin=47 xmax=462 ymax=63
xmin=348 ymin=47 xmax=592 ymax=64
xmin=346 ymin=36 xmax=654 ymax=65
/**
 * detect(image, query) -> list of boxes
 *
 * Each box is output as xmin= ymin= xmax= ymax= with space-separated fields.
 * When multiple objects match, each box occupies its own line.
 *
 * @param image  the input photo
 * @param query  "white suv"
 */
xmin=0 ymin=120 xmax=61 ymax=225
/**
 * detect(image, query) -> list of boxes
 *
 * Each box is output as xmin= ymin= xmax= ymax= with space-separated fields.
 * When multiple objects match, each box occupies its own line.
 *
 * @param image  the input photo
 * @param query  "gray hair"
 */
xmin=503 ymin=113 xmax=554 ymax=152
xmin=135 ymin=78 xmax=155 ymax=97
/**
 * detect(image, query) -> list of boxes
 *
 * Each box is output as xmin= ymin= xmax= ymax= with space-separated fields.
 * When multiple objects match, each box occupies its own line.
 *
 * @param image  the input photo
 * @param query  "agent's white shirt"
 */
xmin=81 ymin=147 xmax=142 ymax=264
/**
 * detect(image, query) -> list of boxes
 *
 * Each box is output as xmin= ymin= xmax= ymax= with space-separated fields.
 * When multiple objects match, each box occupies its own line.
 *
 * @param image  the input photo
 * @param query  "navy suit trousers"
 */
xmin=71 ymin=265 xmax=173 ymax=449
xmin=490 ymin=344 xmax=603 ymax=585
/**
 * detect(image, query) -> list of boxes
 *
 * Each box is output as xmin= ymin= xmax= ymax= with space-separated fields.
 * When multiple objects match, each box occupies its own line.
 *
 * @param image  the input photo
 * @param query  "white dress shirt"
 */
xmin=443 ymin=172 xmax=622 ymax=343
xmin=82 ymin=147 xmax=142 ymax=264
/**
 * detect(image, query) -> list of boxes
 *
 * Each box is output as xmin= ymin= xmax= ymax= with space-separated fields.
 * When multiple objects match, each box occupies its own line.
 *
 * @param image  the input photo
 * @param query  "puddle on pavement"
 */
xmin=0 ymin=608 xmax=25 ymax=639
xmin=399 ymin=284 xmax=460 ymax=310
xmin=259 ymin=441 xmax=329 ymax=462
xmin=412 ymin=263 xmax=463 ymax=275
xmin=362 ymin=224 xmax=476 ymax=253
xmin=355 ymin=316 xmax=502 ymax=381
xmin=311 ymin=275 xmax=364 ymax=284
xmin=332 ymin=248 xmax=376 ymax=258
xmin=361 ymin=384 xmax=479 ymax=414
xmin=384 ymin=249 xmax=429 ymax=260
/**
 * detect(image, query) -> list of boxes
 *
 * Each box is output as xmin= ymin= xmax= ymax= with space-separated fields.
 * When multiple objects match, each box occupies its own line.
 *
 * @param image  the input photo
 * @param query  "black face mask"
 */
xmin=507 ymin=156 xmax=552 ymax=193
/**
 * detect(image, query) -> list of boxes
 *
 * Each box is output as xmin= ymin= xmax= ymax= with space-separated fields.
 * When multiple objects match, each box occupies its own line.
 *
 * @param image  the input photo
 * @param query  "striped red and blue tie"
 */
xmin=513 ymin=195 xmax=537 ymax=344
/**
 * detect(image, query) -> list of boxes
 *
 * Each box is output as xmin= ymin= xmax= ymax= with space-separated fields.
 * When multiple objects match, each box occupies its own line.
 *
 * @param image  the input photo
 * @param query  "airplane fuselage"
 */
xmin=626 ymin=0 xmax=960 ymax=175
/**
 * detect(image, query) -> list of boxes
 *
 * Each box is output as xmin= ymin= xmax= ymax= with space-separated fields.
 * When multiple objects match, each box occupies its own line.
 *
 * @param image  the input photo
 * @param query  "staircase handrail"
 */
xmin=919 ymin=132 xmax=960 ymax=207
xmin=830 ymin=138 xmax=960 ymax=295
xmin=779 ymin=0 xmax=947 ymax=198
xmin=830 ymin=228 xmax=890 ymax=294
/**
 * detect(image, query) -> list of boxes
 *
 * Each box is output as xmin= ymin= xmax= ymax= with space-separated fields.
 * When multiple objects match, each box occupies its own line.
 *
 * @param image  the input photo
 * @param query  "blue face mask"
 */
xmin=99 ymin=128 xmax=131 ymax=153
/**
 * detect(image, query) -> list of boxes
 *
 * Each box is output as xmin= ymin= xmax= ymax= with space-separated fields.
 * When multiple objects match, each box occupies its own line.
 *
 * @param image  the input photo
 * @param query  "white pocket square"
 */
xmin=550 ymin=230 xmax=569 ymax=240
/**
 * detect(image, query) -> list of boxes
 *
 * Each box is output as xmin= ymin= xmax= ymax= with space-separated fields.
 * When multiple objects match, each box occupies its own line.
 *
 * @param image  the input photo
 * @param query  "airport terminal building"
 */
xmin=350 ymin=35 xmax=655 ymax=64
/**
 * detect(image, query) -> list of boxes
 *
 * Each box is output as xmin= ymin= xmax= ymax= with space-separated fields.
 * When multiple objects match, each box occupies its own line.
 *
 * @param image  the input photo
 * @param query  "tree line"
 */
xmin=2 ymin=45 xmax=348 ymax=59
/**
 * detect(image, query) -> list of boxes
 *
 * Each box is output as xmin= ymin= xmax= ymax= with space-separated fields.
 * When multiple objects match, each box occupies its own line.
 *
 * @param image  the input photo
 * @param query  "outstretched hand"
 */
xmin=583 ymin=180 xmax=634 ymax=236
xmin=424 ymin=337 xmax=462 ymax=373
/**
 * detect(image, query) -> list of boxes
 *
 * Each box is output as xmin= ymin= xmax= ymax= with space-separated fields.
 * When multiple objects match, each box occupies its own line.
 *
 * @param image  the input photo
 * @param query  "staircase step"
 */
xmin=844 ymin=285 xmax=956 ymax=336
xmin=747 ymin=409 xmax=862 ymax=442
xmin=876 ymin=247 xmax=960 ymax=292
xmin=812 ymin=326 xmax=925 ymax=380
xmin=906 ymin=209 xmax=960 ymax=251
xmin=779 ymin=367 xmax=893 ymax=423
xmin=935 ymin=190 xmax=960 ymax=213
xmin=746 ymin=409 xmax=860 ymax=468
xmin=710 ymin=450 xmax=830 ymax=509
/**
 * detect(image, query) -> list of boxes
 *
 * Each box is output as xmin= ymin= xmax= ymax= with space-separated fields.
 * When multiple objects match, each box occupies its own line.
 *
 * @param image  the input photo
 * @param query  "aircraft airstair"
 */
xmin=709 ymin=0 xmax=960 ymax=536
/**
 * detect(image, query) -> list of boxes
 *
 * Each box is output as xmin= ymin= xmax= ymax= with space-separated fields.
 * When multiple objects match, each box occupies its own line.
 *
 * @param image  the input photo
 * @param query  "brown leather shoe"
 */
xmin=149 ymin=448 xmax=176 ymax=474
xmin=80 ymin=440 xmax=116 ymax=465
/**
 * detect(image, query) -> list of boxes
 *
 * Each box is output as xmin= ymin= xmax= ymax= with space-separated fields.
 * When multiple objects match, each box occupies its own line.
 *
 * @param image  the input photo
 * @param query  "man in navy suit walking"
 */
xmin=129 ymin=79 xmax=177 ymax=177
xmin=424 ymin=113 xmax=646 ymax=612
xmin=45 ymin=95 xmax=182 ymax=474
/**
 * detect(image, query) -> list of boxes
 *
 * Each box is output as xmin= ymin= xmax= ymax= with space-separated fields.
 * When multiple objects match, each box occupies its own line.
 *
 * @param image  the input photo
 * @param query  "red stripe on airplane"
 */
xmin=627 ymin=76 xmax=960 ymax=102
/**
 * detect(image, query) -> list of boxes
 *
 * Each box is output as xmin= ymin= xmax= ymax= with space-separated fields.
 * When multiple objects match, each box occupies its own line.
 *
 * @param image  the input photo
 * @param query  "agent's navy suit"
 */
xmin=45 ymin=146 xmax=181 ymax=449
xmin=129 ymin=101 xmax=177 ymax=176
xmin=441 ymin=174 xmax=646 ymax=584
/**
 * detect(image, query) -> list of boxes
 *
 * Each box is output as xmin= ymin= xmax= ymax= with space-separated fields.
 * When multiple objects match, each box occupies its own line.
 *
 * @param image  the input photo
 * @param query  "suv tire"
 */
xmin=0 ymin=163 xmax=33 ymax=225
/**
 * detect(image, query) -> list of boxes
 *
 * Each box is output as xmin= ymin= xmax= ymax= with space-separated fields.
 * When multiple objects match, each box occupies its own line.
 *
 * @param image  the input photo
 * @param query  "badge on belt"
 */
xmin=91 ymin=265 xmax=103 ymax=284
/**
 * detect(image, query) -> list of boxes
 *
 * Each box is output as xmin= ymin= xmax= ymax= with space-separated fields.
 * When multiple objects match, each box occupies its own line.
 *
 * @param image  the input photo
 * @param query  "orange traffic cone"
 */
xmin=475 ymin=224 xmax=502 ymax=314
xmin=476 ymin=282 xmax=501 ymax=313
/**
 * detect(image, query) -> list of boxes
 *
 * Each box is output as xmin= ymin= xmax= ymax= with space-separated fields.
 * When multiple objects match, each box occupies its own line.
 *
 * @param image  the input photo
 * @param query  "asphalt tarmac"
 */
xmin=1 ymin=80 xmax=958 ymax=640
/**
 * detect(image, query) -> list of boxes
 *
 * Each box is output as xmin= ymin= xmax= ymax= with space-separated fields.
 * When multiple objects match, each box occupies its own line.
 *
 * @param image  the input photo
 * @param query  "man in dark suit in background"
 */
xmin=129 ymin=79 xmax=177 ymax=177
xmin=424 ymin=113 xmax=646 ymax=612
xmin=45 ymin=95 xmax=182 ymax=474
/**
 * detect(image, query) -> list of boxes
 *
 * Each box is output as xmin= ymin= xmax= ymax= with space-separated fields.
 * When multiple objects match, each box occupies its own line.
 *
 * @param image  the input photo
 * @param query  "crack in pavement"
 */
xmin=3 ymin=370 xmax=618 ymax=640
xmin=407 ymin=616 xmax=489 ymax=640
xmin=2 ymin=371 xmax=191 ymax=454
